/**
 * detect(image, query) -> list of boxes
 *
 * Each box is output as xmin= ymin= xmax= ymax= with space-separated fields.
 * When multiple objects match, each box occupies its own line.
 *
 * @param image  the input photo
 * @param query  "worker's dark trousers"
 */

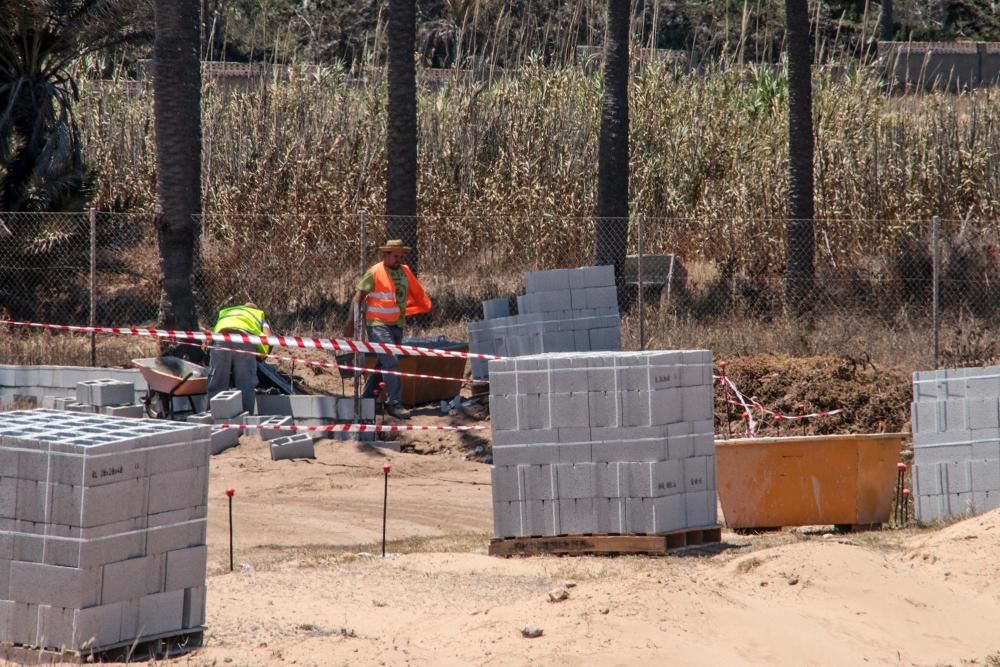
xmin=207 ymin=340 xmax=258 ymax=414
xmin=362 ymin=324 xmax=403 ymax=407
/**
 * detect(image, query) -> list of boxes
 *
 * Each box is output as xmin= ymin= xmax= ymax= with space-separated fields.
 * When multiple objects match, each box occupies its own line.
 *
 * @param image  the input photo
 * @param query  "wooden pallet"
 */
xmin=0 ymin=627 xmax=204 ymax=665
xmin=489 ymin=527 xmax=723 ymax=557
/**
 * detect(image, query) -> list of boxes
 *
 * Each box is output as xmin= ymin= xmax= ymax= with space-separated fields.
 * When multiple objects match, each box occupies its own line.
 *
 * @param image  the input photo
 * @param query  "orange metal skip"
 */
xmin=715 ymin=433 xmax=906 ymax=529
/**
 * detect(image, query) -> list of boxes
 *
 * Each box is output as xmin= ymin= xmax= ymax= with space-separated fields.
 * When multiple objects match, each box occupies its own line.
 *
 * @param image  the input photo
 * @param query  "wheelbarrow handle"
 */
xmin=169 ymin=372 xmax=196 ymax=396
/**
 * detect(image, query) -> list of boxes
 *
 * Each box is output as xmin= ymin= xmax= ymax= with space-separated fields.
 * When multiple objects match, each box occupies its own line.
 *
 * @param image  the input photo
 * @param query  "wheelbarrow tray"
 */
xmin=132 ymin=356 xmax=208 ymax=396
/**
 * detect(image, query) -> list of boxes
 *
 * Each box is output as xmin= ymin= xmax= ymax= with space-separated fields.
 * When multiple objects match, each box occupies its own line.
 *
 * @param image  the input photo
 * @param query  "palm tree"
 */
xmin=784 ymin=0 xmax=814 ymax=315
xmin=385 ymin=0 xmax=419 ymax=271
xmin=595 ymin=0 xmax=630 ymax=283
xmin=153 ymin=0 xmax=201 ymax=332
xmin=0 ymin=1 xmax=147 ymax=320
xmin=0 ymin=0 xmax=146 ymax=211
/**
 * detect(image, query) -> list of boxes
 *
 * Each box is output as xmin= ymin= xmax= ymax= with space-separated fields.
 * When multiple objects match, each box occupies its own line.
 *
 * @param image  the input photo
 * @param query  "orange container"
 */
xmin=715 ymin=433 xmax=905 ymax=529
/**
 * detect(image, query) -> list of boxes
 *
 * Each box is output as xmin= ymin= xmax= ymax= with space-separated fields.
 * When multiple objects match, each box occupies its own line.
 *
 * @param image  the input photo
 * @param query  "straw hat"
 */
xmin=379 ymin=239 xmax=412 ymax=253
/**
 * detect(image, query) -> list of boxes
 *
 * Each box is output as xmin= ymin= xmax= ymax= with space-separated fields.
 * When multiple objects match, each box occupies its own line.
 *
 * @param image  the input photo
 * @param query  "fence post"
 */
xmin=932 ymin=215 xmax=940 ymax=369
xmin=89 ymin=208 xmax=96 ymax=367
xmin=637 ymin=214 xmax=644 ymax=351
xmin=354 ymin=211 xmax=367 ymax=422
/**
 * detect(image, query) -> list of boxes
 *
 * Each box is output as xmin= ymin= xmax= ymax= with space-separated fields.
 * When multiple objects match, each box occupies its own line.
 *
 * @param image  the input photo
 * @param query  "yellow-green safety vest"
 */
xmin=213 ymin=305 xmax=270 ymax=356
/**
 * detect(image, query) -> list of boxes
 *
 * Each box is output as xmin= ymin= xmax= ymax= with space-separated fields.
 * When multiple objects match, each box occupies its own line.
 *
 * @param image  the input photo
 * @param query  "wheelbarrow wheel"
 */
xmin=143 ymin=391 xmax=169 ymax=419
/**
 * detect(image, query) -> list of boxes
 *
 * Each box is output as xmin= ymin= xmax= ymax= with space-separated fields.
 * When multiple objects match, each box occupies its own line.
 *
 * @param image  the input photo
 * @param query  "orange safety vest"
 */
xmin=364 ymin=262 xmax=432 ymax=323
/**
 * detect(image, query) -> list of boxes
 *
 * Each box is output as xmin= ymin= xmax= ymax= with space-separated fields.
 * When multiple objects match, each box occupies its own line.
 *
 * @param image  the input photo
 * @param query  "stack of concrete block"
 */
xmin=0 ymin=409 xmax=209 ymax=652
xmin=911 ymin=366 xmax=1000 ymax=522
xmin=256 ymin=394 xmax=376 ymax=443
xmin=468 ymin=266 xmax=622 ymax=380
xmin=1 ymin=366 xmax=146 ymax=409
xmin=489 ymin=350 xmax=716 ymax=537
xmin=39 ymin=380 xmax=145 ymax=419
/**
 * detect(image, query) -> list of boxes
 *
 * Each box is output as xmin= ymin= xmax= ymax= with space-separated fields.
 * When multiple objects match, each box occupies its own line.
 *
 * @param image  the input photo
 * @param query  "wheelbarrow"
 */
xmin=132 ymin=356 xmax=209 ymax=420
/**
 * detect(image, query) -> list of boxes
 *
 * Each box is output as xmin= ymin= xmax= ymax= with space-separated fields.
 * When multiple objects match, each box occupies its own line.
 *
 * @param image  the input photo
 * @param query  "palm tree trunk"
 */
xmin=880 ymin=0 xmax=894 ymax=42
xmin=386 ymin=0 xmax=419 ymax=272
xmin=595 ymin=0 xmax=630 ymax=282
xmin=153 ymin=0 xmax=201 ymax=333
xmin=784 ymin=0 xmax=814 ymax=315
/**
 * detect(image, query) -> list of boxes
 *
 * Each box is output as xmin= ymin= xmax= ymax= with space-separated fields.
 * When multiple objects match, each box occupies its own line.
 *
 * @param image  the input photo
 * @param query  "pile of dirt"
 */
xmin=714 ymin=353 xmax=913 ymax=439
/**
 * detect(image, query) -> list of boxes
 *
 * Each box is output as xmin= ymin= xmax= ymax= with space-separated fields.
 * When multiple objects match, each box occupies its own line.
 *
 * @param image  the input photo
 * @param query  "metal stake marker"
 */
xmin=895 ymin=462 xmax=906 ymax=525
xmin=901 ymin=488 xmax=910 ymax=527
xmin=226 ymin=487 xmax=235 ymax=572
xmin=381 ymin=463 xmax=391 ymax=558
xmin=720 ymin=362 xmax=732 ymax=440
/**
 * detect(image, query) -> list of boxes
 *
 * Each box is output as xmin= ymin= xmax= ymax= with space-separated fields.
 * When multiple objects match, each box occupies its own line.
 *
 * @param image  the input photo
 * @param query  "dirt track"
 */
xmin=94 ymin=434 xmax=1000 ymax=667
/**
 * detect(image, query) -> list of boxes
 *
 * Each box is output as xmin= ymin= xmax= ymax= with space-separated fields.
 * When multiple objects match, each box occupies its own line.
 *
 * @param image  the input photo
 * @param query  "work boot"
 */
xmin=386 ymin=403 xmax=411 ymax=419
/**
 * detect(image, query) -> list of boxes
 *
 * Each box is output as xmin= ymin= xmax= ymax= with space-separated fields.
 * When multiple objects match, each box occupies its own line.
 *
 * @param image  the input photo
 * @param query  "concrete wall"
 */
xmin=881 ymin=42 xmax=1000 ymax=91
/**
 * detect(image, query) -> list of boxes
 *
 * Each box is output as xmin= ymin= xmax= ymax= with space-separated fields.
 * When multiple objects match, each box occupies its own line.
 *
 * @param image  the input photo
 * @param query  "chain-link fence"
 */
xmin=2 ymin=211 xmax=999 ymax=370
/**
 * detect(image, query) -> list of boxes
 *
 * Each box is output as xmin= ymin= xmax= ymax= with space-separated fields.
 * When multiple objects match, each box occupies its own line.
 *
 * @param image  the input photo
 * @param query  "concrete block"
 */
xmin=595 ymin=497 xmax=625 ymax=534
xmin=969 ymin=459 xmax=1000 ymax=492
xmin=102 ymin=554 xmax=165 ymax=604
xmin=914 ymin=443 xmax=971 ymax=467
xmin=518 ymin=464 xmax=555 ymax=501
xmin=685 ymin=490 xmax=713 ymax=527
xmin=583 ymin=265 xmax=616 ymax=288
xmin=493 ymin=500 xmax=521 ymax=537
xmin=146 ymin=519 xmax=206 ymax=556
xmin=558 ymin=442 xmax=593 ymax=463
xmin=182 ymin=586 xmax=206 ymax=629
xmin=491 ymin=465 xmax=518 ymax=503
xmin=81 ymin=380 xmax=135 ymax=408
xmin=525 ymin=268 xmax=570 ymax=293
xmin=137 ymin=590 xmax=184 ymax=637
xmin=682 ymin=385 xmax=713 ymax=422
xmin=588 ymin=391 xmax=620 ymax=428
xmin=944 ymin=399 xmax=968 ymax=431
xmin=585 ymin=286 xmax=618 ymax=309
xmin=558 ymin=498 xmax=596 ymax=535
xmin=971 ymin=490 xmax=1000 ymax=515
xmin=165 ymin=545 xmax=207 ymax=591
xmin=73 ymin=602 xmax=123 ymax=650
xmin=650 ymin=388 xmax=683 ymax=425
xmin=102 ymin=404 xmax=145 ymax=419
xmin=693 ymin=433 xmax=715 ymax=457
xmin=491 ymin=444 xmax=560 ymax=466
xmin=522 ymin=499 xmax=559 ymax=537
xmin=590 ymin=327 xmax=622 ymax=351
xmin=482 ymin=298 xmax=510 ymax=320
xmin=555 ymin=463 xmax=595 ymax=499
xmin=517 ymin=394 xmax=549 ymax=430
xmin=684 ymin=456 xmax=709 ymax=493
xmin=621 ymin=391 xmax=651 ymax=427
xmin=550 ymin=368 xmax=589 ymax=394
xmin=651 ymin=459 xmax=684 ymax=496
xmin=210 ymin=426 xmax=240 ymax=454
xmin=489 ymin=395 xmax=518 ymax=432
xmin=595 ymin=463 xmax=622 ymax=498
xmin=186 ymin=411 xmax=214 ymax=425
xmin=50 ymin=477 xmax=150 ymax=528
xmin=148 ymin=467 xmax=207 ymax=515
xmin=270 ymin=433 xmax=315 ymax=460
xmin=9 ymin=562 xmax=101 ymax=608
xmin=668 ymin=432 xmax=697 ymax=459
xmin=967 ymin=398 xmax=1000 ymax=430
xmin=626 ymin=498 xmax=654 ymax=534
xmin=259 ymin=415 xmax=294 ymax=441
xmin=36 ymin=604 xmax=75 ymax=650
xmin=550 ymin=392 xmax=589 ymax=428
xmin=592 ymin=439 xmax=666 ymax=463
xmin=971 ymin=439 xmax=1000 ymax=460
xmin=517 ymin=370 xmax=549 ymax=395
xmin=652 ymin=494 xmax=687 ymax=533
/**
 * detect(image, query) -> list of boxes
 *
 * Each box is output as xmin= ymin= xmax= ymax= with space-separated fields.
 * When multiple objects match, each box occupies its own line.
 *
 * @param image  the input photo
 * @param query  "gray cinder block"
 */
xmin=493 ymin=500 xmax=521 ymax=538
xmin=102 ymin=404 xmax=145 ymax=419
xmin=483 ymin=298 xmax=510 ymax=320
xmin=595 ymin=497 xmax=625 ymax=534
xmin=558 ymin=497 xmax=596 ymax=535
xmin=550 ymin=392 xmax=589 ymax=428
xmin=165 ymin=545 xmax=207 ymax=591
xmin=102 ymin=554 xmax=165 ymax=604
xmin=518 ymin=464 xmax=556 ymax=501
xmin=77 ymin=380 xmax=135 ymax=408
xmin=74 ymin=602 xmax=125 ymax=649
xmin=210 ymin=390 xmax=243 ymax=420
xmin=186 ymin=411 xmax=214 ymax=425
xmin=685 ymin=490 xmax=713 ymax=527
xmin=259 ymin=415 xmax=294 ymax=441
xmin=270 ymin=433 xmax=316 ymax=460
xmin=137 ymin=590 xmax=185 ymax=637
xmin=684 ymin=456 xmax=709 ymax=493
xmin=210 ymin=426 xmax=240 ymax=454
xmin=9 ymin=562 xmax=101 ymax=609
xmin=491 ymin=465 xmax=519 ymax=502
xmin=555 ymin=463 xmax=595 ymax=499
xmin=652 ymin=494 xmax=687 ymax=533
xmin=182 ymin=586 xmax=206 ymax=629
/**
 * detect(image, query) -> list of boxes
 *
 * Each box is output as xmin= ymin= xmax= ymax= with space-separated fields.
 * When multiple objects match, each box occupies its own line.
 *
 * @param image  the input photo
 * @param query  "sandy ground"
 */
xmin=80 ymin=433 xmax=1000 ymax=667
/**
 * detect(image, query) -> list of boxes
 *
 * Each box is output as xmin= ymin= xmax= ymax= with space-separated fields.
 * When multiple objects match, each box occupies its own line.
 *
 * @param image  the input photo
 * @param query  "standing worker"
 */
xmin=343 ymin=240 xmax=432 ymax=419
xmin=207 ymin=302 xmax=272 ymax=415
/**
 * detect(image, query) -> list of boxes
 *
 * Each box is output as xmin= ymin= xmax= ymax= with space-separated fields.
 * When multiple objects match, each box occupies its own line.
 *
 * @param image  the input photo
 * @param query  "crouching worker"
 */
xmin=343 ymin=240 xmax=432 ymax=419
xmin=207 ymin=302 xmax=271 ymax=415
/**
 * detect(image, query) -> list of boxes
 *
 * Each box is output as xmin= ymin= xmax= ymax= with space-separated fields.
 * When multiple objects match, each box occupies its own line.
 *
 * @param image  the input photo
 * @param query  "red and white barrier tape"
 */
xmin=714 ymin=372 xmax=845 ymax=436
xmin=219 ymin=422 xmax=486 ymax=433
xmin=158 ymin=336 xmax=484 ymax=385
xmin=1 ymin=320 xmax=503 ymax=361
